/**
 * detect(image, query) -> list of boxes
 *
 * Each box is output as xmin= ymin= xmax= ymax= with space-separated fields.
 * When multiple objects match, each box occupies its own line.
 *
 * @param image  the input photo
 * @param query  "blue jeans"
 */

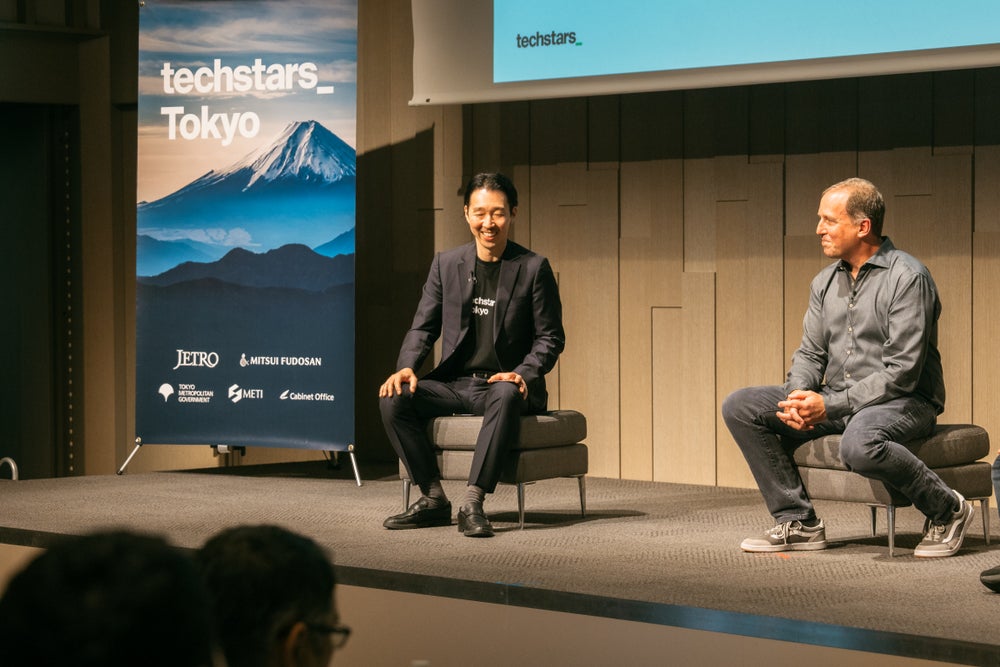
xmin=721 ymin=385 xmax=957 ymax=524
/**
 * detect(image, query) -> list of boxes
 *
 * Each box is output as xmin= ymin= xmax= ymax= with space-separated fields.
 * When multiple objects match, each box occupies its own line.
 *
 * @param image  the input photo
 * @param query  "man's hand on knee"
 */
xmin=379 ymin=368 xmax=417 ymax=398
xmin=488 ymin=372 xmax=527 ymax=399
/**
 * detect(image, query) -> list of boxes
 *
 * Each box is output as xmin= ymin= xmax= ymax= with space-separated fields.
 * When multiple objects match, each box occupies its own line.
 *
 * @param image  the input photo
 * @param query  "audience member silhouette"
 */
xmin=197 ymin=524 xmax=347 ymax=667
xmin=0 ymin=529 xmax=218 ymax=667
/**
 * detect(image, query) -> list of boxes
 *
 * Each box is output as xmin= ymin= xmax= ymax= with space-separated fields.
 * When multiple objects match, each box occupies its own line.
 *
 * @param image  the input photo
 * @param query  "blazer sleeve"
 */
xmin=510 ymin=256 xmax=565 ymax=385
xmin=395 ymin=252 xmax=445 ymax=371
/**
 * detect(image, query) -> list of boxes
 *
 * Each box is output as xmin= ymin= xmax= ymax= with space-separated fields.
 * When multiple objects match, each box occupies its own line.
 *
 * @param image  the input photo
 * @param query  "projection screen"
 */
xmin=411 ymin=0 xmax=1000 ymax=106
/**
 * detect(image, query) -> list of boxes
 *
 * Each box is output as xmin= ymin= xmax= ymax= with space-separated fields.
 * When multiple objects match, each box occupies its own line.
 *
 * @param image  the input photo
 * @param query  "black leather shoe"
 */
xmin=457 ymin=502 xmax=494 ymax=537
xmin=383 ymin=497 xmax=452 ymax=530
xmin=981 ymin=564 xmax=1000 ymax=592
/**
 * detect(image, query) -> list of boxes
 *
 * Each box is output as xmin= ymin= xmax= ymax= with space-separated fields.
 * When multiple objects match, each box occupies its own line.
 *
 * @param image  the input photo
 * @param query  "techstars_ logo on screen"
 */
xmin=515 ymin=30 xmax=581 ymax=48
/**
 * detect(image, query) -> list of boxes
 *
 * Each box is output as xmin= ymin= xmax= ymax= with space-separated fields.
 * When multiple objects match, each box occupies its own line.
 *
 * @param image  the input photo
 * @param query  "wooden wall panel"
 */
xmin=932 ymin=70 xmax=975 ymax=153
xmin=620 ymin=91 xmax=683 ymax=161
xmin=466 ymin=104 xmax=504 ymax=175
xmin=652 ymin=273 xmax=716 ymax=484
xmin=748 ymin=84 xmax=784 ymax=160
xmin=530 ymin=166 xmax=620 ymax=478
xmin=530 ymin=98 xmax=588 ymax=165
xmin=784 ymin=78 xmax=858 ymax=155
xmin=511 ymin=163 xmax=533 ymax=246
xmin=858 ymin=74 xmax=933 ymax=150
xmin=588 ymin=96 xmax=620 ymax=165
xmin=684 ymin=87 xmax=749 ymax=158
xmin=881 ymin=153 xmax=973 ymax=423
xmin=975 ymin=146 xmax=1000 ymax=233
xmin=432 ymin=206 xmax=468 ymax=274
xmin=973 ymin=232 xmax=1000 ymax=448
xmin=619 ymin=160 xmax=683 ymax=480
xmin=652 ymin=307 xmax=682 ymax=481
xmin=857 ymin=150 xmax=894 ymax=200
xmin=435 ymin=105 xmax=465 ymax=210
xmin=714 ymin=162 xmax=785 ymax=487
xmin=683 ymin=159 xmax=716 ymax=273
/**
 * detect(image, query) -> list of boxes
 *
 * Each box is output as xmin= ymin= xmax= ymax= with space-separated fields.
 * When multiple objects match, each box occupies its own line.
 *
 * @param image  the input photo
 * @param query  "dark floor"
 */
xmin=2 ymin=461 xmax=999 ymax=666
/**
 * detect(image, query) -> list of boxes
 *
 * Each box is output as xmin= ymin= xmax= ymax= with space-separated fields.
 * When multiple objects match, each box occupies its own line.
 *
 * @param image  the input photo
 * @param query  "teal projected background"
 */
xmin=494 ymin=0 xmax=1000 ymax=83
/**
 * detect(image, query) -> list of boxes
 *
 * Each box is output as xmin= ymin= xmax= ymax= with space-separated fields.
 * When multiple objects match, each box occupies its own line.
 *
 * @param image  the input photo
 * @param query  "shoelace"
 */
xmin=922 ymin=519 xmax=947 ymax=542
xmin=768 ymin=522 xmax=794 ymax=541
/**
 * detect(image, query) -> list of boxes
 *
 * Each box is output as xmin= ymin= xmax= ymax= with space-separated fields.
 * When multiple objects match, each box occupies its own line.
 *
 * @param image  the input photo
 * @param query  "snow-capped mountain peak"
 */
xmin=236 ymin=120 xmax=357 ymax=190
xmin=144 ymin=120 xmax=356 ymax=205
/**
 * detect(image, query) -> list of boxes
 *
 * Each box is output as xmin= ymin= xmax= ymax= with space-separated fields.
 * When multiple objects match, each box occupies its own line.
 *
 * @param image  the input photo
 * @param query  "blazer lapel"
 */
xmin=494 ymin=254 xmax=521 ymax=340
xmin=457 ymin=245 xmax=476 ymax=330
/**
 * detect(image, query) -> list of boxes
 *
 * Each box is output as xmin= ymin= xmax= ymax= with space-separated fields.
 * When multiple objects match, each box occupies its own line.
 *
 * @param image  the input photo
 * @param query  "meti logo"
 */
xmin=173 ymin=349 xmax=220 ymax=370
xmin=229 ymin=383 xmax=264 ymax=403
xmin=515 ymin=30 xmax=580 ymax=49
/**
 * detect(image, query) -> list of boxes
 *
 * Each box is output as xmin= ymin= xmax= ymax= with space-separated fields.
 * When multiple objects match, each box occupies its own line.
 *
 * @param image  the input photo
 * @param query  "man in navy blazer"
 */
xmin=379 ymin=172 xmax=565 ymax=537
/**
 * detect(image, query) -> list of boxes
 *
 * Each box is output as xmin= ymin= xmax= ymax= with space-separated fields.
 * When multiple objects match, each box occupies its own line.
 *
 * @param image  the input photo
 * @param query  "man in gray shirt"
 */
xmin=722 ymin=177 xmax=972 ymax=557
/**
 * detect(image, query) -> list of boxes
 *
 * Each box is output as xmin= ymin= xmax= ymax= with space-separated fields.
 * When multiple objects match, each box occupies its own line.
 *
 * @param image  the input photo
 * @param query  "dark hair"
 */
xmin=197 ymin=524 xmax=336 ymax=667
xmin=823 ymin=177 xmax=885 ymax=236
xmin=0 ymin=530 xmax=216 ymax=667
xmin=463 ymin=172 xmax=518 ymax=209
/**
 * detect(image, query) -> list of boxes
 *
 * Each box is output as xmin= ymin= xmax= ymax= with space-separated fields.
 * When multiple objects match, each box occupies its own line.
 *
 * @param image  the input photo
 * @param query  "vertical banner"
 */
xmin=135 ymin=1 xmax=357 ymax=450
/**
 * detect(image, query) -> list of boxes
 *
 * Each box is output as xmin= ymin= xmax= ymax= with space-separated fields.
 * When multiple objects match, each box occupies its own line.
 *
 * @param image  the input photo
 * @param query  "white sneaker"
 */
xmin=740 ymin=519 xmax=827 ymax=553
xmin=914 ymin=491 xmax=974 ymax=558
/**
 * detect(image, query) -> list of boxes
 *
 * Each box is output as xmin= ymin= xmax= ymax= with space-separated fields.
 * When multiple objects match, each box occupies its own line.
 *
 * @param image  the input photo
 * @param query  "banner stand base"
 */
xmin=117 ymin=437 xmax=144 ymax=475
xmin=117 ymin=437 xmax=363 ymax=487
xmin=341 ymin=444 xmax=362 ymax=487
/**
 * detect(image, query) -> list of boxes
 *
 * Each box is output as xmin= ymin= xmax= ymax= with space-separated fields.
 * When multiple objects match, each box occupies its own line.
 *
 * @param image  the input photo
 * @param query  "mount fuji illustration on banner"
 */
xmin=135 ymin=122 xmax=356 ymax=450
xmin=134 ymin=0 xmax=357 ymax=454
xmin=137 ymin=119 xmax=356 ymax=277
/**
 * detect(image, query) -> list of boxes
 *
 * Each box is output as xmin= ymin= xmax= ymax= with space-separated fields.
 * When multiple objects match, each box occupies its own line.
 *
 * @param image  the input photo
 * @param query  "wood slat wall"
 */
xmin=358 ymin=2 xmax=1000 ymax=486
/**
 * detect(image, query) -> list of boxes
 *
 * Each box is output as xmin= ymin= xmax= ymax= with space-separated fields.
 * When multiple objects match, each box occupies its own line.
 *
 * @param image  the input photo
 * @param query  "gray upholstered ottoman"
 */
xmin=794 ymin=424 xmax=992 ymax=555
xmin=399 ymin=410 xmax=588 ymax=529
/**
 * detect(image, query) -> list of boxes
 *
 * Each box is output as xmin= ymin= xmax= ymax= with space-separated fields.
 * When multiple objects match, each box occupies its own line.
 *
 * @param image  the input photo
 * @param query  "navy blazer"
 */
xmin=395 ymin=241 xmax=565 ymax=411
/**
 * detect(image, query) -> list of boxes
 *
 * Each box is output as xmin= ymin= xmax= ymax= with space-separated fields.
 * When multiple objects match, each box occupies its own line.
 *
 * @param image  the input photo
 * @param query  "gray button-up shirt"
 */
xmin=784 ymin=237 xmax=945 ymax=421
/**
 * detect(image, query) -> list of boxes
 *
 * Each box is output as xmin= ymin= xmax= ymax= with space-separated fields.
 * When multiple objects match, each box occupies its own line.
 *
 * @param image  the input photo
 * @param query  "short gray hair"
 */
xmin=823 ymin=178 xmax=885 ymax=236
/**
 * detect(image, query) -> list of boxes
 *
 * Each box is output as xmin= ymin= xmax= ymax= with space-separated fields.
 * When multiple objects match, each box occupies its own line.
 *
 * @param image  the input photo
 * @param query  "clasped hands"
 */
xmin=776 ymin=389 xmax=827 ymax=431
xmin=378 ymin=368 xmax=528 ymax=399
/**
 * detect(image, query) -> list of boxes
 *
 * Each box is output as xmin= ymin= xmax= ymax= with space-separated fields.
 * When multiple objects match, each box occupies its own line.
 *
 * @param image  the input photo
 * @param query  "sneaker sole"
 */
xmin=740 ymin=540 xmax=828 ymax=553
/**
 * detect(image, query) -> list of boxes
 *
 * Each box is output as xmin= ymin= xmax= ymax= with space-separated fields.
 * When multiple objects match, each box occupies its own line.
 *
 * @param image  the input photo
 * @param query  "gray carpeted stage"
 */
xmin=2 ymin=462 xmax=999 ymax=665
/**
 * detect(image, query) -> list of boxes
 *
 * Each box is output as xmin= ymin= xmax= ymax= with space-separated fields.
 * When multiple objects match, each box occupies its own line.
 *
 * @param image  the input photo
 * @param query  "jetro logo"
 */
xmin=173 ymin=349 xmax=220 ymax=370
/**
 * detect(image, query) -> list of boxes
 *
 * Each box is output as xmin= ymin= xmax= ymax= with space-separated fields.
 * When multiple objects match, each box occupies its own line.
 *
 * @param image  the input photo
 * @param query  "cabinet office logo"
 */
xmin=229 ymin=384 xmax=264 ymax=403
xmin=515 ymin=30 xmax=580 ymax=49
xmin=279 ymin=389 xmax=336 ymax=402
xmin=173 ymin=349 xmax=220 ymax=370
xmin=239 ymin=353 xmax=323 ymax=367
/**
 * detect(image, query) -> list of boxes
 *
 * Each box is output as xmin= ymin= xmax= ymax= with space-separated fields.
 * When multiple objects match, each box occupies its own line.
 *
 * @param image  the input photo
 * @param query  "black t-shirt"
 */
xmin=462 ymin=258 xmax=502 ymax=374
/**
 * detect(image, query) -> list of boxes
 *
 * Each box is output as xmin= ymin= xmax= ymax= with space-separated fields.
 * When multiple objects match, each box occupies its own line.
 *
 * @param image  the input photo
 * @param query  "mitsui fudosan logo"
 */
xmin=515 ymin=29 xmax=580 ymax=49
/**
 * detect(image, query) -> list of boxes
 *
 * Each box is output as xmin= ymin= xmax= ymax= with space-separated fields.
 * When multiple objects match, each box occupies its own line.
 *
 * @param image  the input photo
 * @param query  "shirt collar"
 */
xmin=837 ymin=236 xmax=893 ymax=273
